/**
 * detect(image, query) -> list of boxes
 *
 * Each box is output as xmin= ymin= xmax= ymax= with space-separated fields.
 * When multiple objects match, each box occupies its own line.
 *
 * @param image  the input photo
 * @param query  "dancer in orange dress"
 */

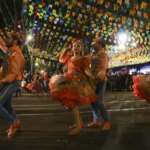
xmin=133 ymin=74 xmax=150 ymax=102
xmin=49 ymin=38 xmax=95 ymax=135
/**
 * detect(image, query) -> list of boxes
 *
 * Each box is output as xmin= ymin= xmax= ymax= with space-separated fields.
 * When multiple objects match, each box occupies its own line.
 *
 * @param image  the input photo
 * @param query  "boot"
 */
xmin=87 ymin=120 xmax=101 ymax=128
xmin=69 ymin=126 xmax=82 ymax=136
xmin=69 ymin=107 xmax=82 ymax=136
xmin=13 ymin=119 xmax=21 ymax=130
xmin=7 ymin=119 xmax=21 ymax=139
xmin=101 ymin=121 xmax=111 ymax=130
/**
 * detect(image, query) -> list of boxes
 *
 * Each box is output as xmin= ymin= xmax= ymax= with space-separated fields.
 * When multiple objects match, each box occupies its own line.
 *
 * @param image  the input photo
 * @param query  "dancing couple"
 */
xmin=49 ymin=37 xmax=111 ymax=135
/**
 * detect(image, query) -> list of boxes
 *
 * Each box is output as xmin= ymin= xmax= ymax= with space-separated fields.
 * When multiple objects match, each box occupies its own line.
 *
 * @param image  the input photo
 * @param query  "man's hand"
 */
xmin=0 ymin=79 xmax=4 ymax=84
xmin=0 ymin=78 xmax=7 ymax=84
xmin=85 ymin=69 xmax=95 ymax=79
xmin=97 ymin=71 xmax=106 ymax=80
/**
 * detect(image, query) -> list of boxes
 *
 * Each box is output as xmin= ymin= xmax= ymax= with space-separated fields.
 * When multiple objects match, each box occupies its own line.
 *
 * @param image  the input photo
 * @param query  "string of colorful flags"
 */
xmin=23 ymin=0 xmax=150 ymax=68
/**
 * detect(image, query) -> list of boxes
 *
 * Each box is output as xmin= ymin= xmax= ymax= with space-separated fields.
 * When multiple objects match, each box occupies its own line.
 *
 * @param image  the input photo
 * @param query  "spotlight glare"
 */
xmin=35 ymin=62 xmax=39 ymax=67
xmin=131 ymin=42 xmax=137 ymax=47
xmin=118 ymin=44 xmax=126 ymax=51
xmin=26 ymin=34 xmax=33 ymax=43
xmin=40 ymin=70 xmax=44 ymax=74
xmin=117 ymin=32 xmax=128 ymax=45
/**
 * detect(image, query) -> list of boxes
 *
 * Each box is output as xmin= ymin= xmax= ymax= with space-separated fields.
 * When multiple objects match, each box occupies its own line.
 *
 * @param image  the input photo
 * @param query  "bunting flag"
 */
xmin=22 ymin=0 xmax=149 ymax=68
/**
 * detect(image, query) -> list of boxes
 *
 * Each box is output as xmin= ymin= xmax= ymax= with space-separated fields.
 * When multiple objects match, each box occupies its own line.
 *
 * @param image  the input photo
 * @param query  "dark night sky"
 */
xmin=0 ymin=0 xmax=22 ymax=28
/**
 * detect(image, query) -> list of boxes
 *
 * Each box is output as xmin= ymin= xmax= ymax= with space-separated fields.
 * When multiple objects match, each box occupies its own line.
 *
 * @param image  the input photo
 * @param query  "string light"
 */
xmin=26 ymin=34 xmax=33 ymax=43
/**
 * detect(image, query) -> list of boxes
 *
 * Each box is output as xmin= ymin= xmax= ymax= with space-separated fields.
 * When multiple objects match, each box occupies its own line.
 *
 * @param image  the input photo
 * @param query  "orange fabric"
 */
xmin=49 ymin=74 xmax=95 ymax=109
xmin=90 ymin=51 xmax=109 ymax=80
xmin=0 ymin=37 xmax=8 ymax=52
xmin=1 ymin=44 xmax=25 ymax=83
xmin=60 ymin=51 xmax=90 ymax=80
xmin=97 ymin=51 xmax=108 ymax=73
xmin=49 ymin=52 xmax=95 ymax=108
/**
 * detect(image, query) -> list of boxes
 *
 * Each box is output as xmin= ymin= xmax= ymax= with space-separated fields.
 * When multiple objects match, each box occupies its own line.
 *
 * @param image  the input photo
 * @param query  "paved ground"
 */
xmin=0 ymin=92 xmax=150 ymax=150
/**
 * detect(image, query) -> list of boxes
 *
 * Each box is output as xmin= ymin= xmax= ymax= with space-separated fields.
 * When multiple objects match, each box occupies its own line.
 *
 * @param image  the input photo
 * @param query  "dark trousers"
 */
xmin=91 ymin=80 xmax=110 ymax=122
xmin=0 ymin=81 xmax=19 ymax=123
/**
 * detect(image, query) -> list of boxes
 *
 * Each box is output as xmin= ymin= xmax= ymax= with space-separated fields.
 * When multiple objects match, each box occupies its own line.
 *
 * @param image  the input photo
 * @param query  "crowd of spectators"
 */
xmin=107 ymin=72 xmax=133 ymax=91
xmin=18 ymin=68 xmax=150 ymax=95
xmin=21 ymin=71 xmax=49 ymax=95
xmin=107 ymin=69 xmax=150 ymax=91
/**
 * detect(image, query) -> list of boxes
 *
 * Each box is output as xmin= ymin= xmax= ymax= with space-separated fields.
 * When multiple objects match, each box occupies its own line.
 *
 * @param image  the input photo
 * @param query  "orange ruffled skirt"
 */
xmin=49 ymin=74 xmax=96 ymax=109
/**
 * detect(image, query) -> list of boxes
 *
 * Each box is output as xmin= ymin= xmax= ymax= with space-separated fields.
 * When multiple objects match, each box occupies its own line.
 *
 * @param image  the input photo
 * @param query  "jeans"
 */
xmin=91 ymin=80 xmax=110 ymax=123
xmin=0 ymin=81 xmax=20 ymax=123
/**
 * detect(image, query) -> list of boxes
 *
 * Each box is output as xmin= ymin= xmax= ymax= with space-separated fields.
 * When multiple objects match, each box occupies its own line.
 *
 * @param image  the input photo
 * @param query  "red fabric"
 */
xmin=25 ymin=83 xmax=34 ymax=91
xmin=25 ymin=80 xmax=42 ymax=93
xmin=51 ymin=90 xmax=95 ymax=109
xmin=50 ymin=78 xmax=95 ymax=109
xmin=64 ymin=56 xmax=90 ymax=79
xmin=133 ymin=75 xmax=150 ymax=102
